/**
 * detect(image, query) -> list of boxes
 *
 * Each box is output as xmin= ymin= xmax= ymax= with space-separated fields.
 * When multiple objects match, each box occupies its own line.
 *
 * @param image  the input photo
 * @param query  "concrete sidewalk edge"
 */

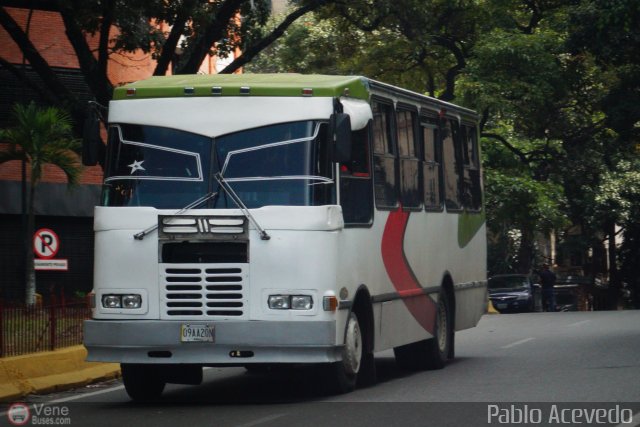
xmin=0 ymin=345 xmax=120 ymax=402
xmin=487 ymin=299 xmax=499 ymax=314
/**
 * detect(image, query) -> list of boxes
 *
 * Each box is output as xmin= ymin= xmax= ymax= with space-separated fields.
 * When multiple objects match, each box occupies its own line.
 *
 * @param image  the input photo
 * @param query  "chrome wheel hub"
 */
xmin=437 ymin=299 xmax=448 ymax=353
xmin=343 ymin=314 xmax=362 ymax=375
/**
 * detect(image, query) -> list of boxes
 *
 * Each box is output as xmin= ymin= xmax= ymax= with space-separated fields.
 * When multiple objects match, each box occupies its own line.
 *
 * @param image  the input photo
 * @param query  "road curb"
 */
xmin=0 ymin=345 xmax=120 ymax=402
xmin=487 ymin=299 xmax=499 ymax=314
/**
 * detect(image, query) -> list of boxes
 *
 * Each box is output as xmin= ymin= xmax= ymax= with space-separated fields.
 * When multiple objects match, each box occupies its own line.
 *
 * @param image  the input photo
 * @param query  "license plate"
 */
xmin=496 ymin=303 xmax=508 ymax=309
xmin=180 ymin=324 xmax=215 ymax=343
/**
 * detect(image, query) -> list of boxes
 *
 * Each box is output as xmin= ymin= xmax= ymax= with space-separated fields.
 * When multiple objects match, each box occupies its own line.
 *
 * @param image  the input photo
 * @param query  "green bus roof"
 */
xmin=113 ymin=74 xmax=371 ymax=101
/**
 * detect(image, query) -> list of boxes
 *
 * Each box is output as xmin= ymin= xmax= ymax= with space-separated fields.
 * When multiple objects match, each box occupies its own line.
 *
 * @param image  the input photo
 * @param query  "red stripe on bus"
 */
xmin=381 ymin=207 xmax=437 ymax=335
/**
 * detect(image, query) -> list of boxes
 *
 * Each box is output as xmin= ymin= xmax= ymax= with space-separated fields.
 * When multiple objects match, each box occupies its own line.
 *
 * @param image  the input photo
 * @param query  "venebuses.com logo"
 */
xmin=7 ymin=403 xmax=30 ymax=426
xmin=6 ymin=403 xmax=71 ymax=426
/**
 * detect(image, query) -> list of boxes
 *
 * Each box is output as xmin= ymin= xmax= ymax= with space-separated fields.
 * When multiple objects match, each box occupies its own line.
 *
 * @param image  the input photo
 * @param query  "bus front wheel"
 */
xmin=121 ymin=363 xmax=166 ymax=402
xmin=325 ymin=311 xmax=362 ymax=394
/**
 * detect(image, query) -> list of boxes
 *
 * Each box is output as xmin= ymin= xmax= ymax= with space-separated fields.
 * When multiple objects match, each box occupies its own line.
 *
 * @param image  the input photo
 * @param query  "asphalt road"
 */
xmin=4 ymin=310 xmax=640 ymax=427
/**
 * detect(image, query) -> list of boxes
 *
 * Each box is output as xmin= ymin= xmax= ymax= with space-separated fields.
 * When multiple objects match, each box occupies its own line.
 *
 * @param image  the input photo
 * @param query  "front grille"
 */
xmin=492 ymin=296 xmax=517 ymax=302
xmin=159 ymin=215 xmax=248 ymax=241
xmin=160 ymin=264 xmax=248 ymax=319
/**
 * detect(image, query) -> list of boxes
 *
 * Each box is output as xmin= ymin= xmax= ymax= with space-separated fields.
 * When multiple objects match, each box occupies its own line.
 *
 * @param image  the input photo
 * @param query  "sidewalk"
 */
xmin=0 ymin=346 xmax=120 ymax=402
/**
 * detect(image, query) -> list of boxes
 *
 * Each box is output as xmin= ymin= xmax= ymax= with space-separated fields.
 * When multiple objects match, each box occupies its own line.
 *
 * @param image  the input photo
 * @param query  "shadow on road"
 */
xmin=100 ymin=355 xmax=471 ymax=407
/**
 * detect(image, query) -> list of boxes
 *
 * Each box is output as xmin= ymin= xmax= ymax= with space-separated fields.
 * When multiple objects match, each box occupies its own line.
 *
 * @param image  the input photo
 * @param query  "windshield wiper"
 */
xmin=133 ymin=191 xmax=218 ymax=240
xmin=214 ymin=172 xmax=270 ymax=241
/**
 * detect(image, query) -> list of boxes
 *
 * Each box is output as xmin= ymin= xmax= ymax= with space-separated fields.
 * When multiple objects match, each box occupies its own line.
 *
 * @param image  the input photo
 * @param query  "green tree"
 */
xmin=567 ymin=0 xmax=640 ymax=293
xmin=249 ymin=0 xmax=486 ymax=98
xmin=0 ymin=1 xmax=331 ymax=119
xmin=482 ymin=129 xmax=568 ymax=274
xmin=0 ymin=103 xmax=82 ymax=305
xmin=456 ymin=1 xmax=628 ymax=279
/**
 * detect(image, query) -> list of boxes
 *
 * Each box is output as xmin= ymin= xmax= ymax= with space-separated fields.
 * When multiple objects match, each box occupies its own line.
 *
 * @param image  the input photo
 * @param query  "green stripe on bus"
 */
xmin=113 ymin=74 xmax=371 ymax=100
xmin=458 ymin=211 xmax=485 ymax=248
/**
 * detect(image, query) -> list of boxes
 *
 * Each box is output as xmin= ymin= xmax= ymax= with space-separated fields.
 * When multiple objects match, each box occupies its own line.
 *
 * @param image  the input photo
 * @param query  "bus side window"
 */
xmin=442 ymin=119 xmax=463 ymax=211
xmin=421 ymin=118 xmax=441 ymax=210
xmin=340 ymin=126 xmax=373 ymax=225
xmin=464 ymin=125 xmax=482 ymax=211
xmin=397 ymin=108 xmax=421 ymax=210
xmin=372 ymin=101 xmax=398 ymax=209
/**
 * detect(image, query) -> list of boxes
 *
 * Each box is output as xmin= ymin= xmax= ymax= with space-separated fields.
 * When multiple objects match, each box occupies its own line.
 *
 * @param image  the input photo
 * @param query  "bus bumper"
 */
xmin=84 ymin=319 xmax=340 ymax=364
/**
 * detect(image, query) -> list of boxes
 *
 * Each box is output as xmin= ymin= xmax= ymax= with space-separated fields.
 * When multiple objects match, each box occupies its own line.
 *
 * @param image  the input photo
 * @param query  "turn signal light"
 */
xmin=323 ymin=296 xmax=338 ymax=312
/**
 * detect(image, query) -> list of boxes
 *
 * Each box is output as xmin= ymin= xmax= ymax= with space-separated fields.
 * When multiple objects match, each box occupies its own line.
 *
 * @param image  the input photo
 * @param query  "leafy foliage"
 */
xmin=0 ymin=103 xmax=81 ymax=184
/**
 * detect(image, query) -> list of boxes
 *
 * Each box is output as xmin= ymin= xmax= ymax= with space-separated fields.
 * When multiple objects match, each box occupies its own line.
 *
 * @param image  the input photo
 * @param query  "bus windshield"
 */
xmin=101 ymin=121 xmax=334 ymax=209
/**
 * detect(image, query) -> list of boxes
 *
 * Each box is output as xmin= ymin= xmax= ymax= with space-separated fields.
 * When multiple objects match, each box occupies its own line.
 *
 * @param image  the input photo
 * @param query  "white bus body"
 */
xmin=83 ymin=75 xmax=487 ymax=400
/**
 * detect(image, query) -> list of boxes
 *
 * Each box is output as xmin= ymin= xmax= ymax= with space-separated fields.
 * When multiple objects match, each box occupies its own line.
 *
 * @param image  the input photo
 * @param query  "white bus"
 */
xmin=83 ymin=74 xmax=487 ymax=401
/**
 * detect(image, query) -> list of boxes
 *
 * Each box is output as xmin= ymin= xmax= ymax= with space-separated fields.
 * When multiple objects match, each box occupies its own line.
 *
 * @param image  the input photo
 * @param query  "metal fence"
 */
xmin=0 ymin=300 xmax=90 ymax=358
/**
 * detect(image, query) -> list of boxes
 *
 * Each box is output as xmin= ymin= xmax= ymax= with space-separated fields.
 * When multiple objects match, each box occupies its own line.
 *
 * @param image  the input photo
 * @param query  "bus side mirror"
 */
xmin=329 ymin=113 xmax=352 ymax=163
xmin=82 ymin=107 xmax=104 ymax=166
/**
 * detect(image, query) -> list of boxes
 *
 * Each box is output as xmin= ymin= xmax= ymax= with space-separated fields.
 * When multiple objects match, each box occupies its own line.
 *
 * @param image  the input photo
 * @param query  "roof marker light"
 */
xmin=302 ymin=88 xmax=313 ymax=97
xmin=184 ymin=87 xmax=195 ymax=95
xmin=126 ymin=88 xmax=136 ymax=97
xmin=240 ymin=86 xmax=251 ymax=95
xmin=211 ymin=86 xmax=222 ymax=95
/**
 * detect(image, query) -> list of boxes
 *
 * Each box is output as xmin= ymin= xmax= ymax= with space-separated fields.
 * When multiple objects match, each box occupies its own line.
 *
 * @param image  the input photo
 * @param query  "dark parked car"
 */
xmin=488 ymin=274 xmax=538 ymax=313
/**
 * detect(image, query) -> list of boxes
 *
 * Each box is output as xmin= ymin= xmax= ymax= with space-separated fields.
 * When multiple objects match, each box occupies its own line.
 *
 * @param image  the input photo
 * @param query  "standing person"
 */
xmin=539 ymin=263 xmax=557 ymax=312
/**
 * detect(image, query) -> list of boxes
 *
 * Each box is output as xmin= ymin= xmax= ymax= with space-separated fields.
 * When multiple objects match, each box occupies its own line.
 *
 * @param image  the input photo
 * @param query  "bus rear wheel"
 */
xmin=394 ymin=290 xmax=452 ymax=370
xmin=121 ymin=363 xmax=166 ymax=402
xmin=424 ymin=289 xmax=451 ymax=370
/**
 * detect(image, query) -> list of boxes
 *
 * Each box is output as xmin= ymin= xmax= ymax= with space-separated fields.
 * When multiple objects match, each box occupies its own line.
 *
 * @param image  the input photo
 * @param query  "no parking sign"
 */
xmin=33 ymin=228 xmax=68 ymax=271
xmin=33 ymin=228 xmax=59 ymax=259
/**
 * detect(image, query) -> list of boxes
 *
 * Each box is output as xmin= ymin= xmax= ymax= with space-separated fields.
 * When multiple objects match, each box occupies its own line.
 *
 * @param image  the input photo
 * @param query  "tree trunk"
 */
xmin=218 ymin=0 xmax=329 ymax=75
xmin=176 ymin=0 xmax=245 ymax=75
xmin=606 ymin=221 xmax=618 ymax=309
xmin=0 ymin=6 xmax=76 ymax=107
xmin=57 ymin=0 xmax=113 ymax=107
xmin=25 ymin=178 xmax=37 ymax=306
xmin=517 ymin=228 xmax=534 ymax=273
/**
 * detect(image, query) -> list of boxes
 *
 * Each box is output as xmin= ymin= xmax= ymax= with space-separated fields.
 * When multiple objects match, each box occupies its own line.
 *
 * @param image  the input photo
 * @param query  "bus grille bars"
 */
xmin=160 ymin=265 xmax=247 ymax=319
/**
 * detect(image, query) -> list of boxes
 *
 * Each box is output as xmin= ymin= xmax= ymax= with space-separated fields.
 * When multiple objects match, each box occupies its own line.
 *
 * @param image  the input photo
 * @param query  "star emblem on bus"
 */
xmin=128 ymin=160 xmax=145 ymax=174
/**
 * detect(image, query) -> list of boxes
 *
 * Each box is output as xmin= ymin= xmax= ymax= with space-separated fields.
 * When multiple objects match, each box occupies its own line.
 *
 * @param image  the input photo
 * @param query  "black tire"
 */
xmin=324 ymin=311 xmax=362 ymax=394
xmin=394 ymin=290 xmax=452 ymax=371
xmin=356 ymin=351 xmax=377 ymax=388
xmin=121 ymin=364 xmax=166 ymax=402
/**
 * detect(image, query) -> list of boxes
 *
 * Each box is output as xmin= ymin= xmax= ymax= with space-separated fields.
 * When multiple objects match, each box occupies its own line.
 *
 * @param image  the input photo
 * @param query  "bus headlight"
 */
xmin=291 ymin=295 xmax=313 ymax=310
xmin=122 ymin=294 xmax=143 ymax=308
xmin=268 ymin=295 xmax=313 ymax=310
xmin=268 ymin=295 xmax=290 ymax=310
xmin=102 ymin=294 xmax=142 ymax=309
xmin=102 ymin=294 xmax=122 ymax=308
